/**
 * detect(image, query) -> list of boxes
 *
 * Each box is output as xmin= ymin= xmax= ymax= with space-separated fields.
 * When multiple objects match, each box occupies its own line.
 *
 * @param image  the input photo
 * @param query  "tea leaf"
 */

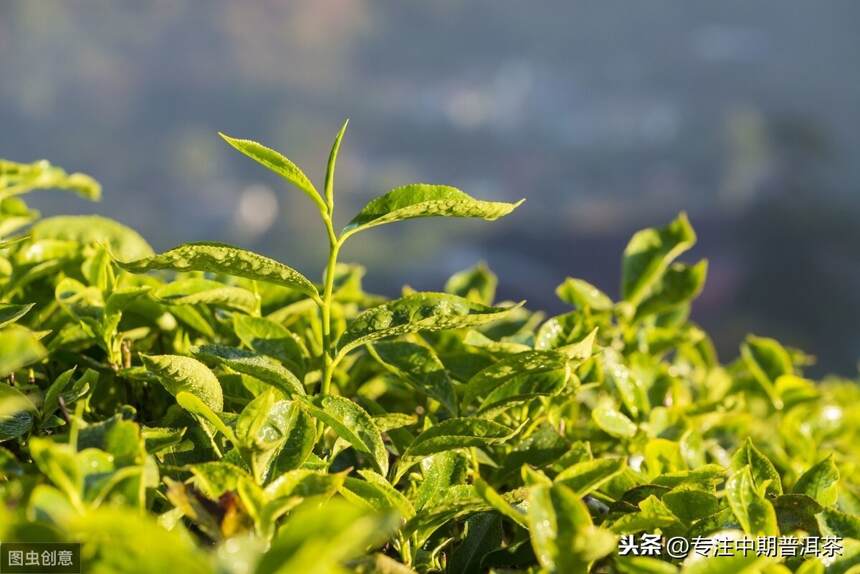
xmin=117 ymin=242 xmax=319 ymax=302
xmin=463 ymin=350 xmax=570 ymax=407
xmin=404 ymin=418 xmax=514 ymax=457
xmin=622 ymin=212 xmax=696 ymax=305
xmin=368 ymin=341 xmax=458 ymax=415
xmin=301 ymin=395 xmax=388 ymax=475
xmin=741 ymin=335 xmax=793 ymax=408
xmin=634 ymin=260 xmax=708 ymax=319
xmin=816 ymin=507 xmax=860 ymax=539
xmin=592 ymin=402 xmax=637 ymax=438
xmin=141 ymin=354 xmax=224 ymax=412
xmin=730 ymin=438 xmax=783 ymax=496
xmin=154 ymin=278 xmax=258 ymax=314
xmin=556 ymin=277 xmax=613 ymax=311
xmin=343 ymin=184 xmax=523 ymax=236
xmin=176 ymin=391 xmax=237 ymax=444
xmin=473 ymin=477 xmax=528 ymax=528
xmin=448 ymin=513 xmax=503 ymax=574
xmin=726 ymin=466 xmax=779 ymax=536
xmin=0 ymin=326 xmax=47 ymax=378
xmin=0 ymin=158 xmax=101 ymax=201
xmin=192 ymin=344 xmax=305 ymax=397
xmin=219 ymin=133 xmax=326 ymax=214
xmin=792 ymin=456 xmax=839 ymax=507
xmin=555 ymin=457 xmax=626 ymax=496
xmin=339 ymin=292 xmax=520 ymax=354
xmin=0 ymin=303 xmax=34 ymax=328
xmin=528 ymin=480 xmax=616 ymax=573
xmin=324 ymin=119 xmax=348 ymax=210
xmin=0 ymin=383 xmax=37 ymax=442
xmin=255 ymin=498 xmax=398 ymax=574
xmin=232 ymin=314 xmax=308 ymax=377
xmin=341 ymin=469 xmax=415 ymax=520
xmin=32 ymin=215 xmax=153 ymax=260
xmin=445 ymin=262 xmax=498 ymax=305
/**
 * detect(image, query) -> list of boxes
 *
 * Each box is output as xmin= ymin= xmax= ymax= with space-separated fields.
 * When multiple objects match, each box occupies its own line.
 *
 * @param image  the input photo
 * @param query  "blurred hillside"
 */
xmin=1 ymin=1 xmax=859 ymax=374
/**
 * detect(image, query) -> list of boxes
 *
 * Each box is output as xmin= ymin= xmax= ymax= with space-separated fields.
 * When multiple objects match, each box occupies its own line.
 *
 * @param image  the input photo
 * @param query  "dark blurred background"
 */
xmin=2 ymin=1 xmax=859 ymax=375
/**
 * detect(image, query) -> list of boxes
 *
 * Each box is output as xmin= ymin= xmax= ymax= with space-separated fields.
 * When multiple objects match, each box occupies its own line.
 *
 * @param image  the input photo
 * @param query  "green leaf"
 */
xmin=234 ymin=393 xmax=299 ymax=482
xmin=792 ymin=456 xmax=839 ymax=507
xmin=555 ymin=457 xmax=626 ymax=497
xmin=661 ymin=488 xmax=721 ymax=523
xmin=445 ymin=262 xmax=498 ymax=305
xmin=644 ymin=438 xmax=685 ymax=477
xmin=219 ymin=133 xmax=326 ymax=214
xmin=499 ymin=424 xmax=570 ymax=477
xmin=473 ymin=477 xmax=528 ymax=528
xmin=373 ymin=413 xmax=418 ymax=433
xmin=343 ymin=184 xmax=523 ymax=236
xmin=726 ymin=466 xmax=779 ymax=536
xmin=254 ymin=469 xmax=348 ymax=535
xmin=478 ymin=367 xmax=569 ymax=415
xmin=264 ymin=468 xmax=346 ymax=502
xmin=192 ymin=344 xmax=305 ymax=397
xmin=621 ymin=212 xmax=696 ymax=305
xmin=153 ymin=278 xmax=258 ymax=314
xmin=403 ymin=418 xmax=514 ymax=457
xmin=448 ymin=513 xmax=503 ymax=574
xmin=324 ymin=119 xmax=348 ymax=210
xmin=0 ymin=303 xmax=34 ymax=328
xmin=609 ymin=495 xmax=680 ymax=534
xmin=463 ymin=350 xmax=570 ymax=407
xmin=339 ymin=292 xmax=520 ymax=354
xmin=741 ymin=335 xmax=793 ymax=408
xmin=0 ymin=158 xmax=101 ymax=201
xmin=68 ymin=508 xmax=212 ymax=573
xmin=32 ymin=215 xmax=153 ymax=260
xmin=0 ymin=326 xmax=47 ymax=378
xmin=40 ymin=367 xmax=77 ymax=424
xmin=255 ymin=498 xmax=398 ymax=574
xmin=0 ymin=382 xmax=37 ymax=442
xmin=271 ymin=405 xmax=316 ymax=474
xmin=0 ymin=198 xmax=37 ymax=239
xmin=412 ymin=451 xmax=469 ymax=510
xmin=730 ymin=438 xmax=783 ymax=496
xmin=773 ymin=493 xmax=823 ymax=534
xmin=188 ymin=461 xmax=249 ymax=499
xmin=603 ymin=348 xmax=649 ymax=419
xmin=117 ymin=242 xmax=319 ymax=302
xmin=634 ymin=260 xmax=708 ymax=319
xmin=233 ymin=314 xmax=308 ymax=377
xmin=368 ymin=341 xmax=458 ymax=415
xmin=301 ymin=395 xmax=388 ymax=475
xmin=816 ymin=507 xmax=860 ymax=539
xmin=555 ymin=277 xmax=613 ymax=311
xmin=527 ymin=481 xmax=616 ymax=573
xmin=141 ymin=354 xmax=224 ymax=412
xmin=341 ymin=469 xmax=416 ymax=521
xmin=176 ymin=391 xmax=237 ymax=444
xmin=592 ymin=402 xmax=637 ymax=438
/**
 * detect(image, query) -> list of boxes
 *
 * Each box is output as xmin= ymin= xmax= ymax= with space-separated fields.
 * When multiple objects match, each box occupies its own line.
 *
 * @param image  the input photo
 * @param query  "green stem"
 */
xmin=320 ymin=217 xmax=341 ymax=396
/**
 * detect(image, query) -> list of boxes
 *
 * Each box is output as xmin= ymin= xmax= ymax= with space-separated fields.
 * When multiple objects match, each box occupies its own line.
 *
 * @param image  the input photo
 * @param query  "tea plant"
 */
xmin=1 ymin=125 xmax=859 ymax=574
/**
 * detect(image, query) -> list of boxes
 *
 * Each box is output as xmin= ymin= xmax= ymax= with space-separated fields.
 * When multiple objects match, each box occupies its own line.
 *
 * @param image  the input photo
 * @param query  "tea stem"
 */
xmin=320 ymin=215 xmax=341 ymax=396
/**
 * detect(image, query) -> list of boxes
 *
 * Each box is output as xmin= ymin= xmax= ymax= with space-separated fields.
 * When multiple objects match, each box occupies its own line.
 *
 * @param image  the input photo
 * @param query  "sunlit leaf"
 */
xmin=343 ymin=184 xmax=523 ymax=236
xmin=117 ymin=242 xmax=319 ymax=301
xmin=339 ymin=292 xmax=520 ymax=354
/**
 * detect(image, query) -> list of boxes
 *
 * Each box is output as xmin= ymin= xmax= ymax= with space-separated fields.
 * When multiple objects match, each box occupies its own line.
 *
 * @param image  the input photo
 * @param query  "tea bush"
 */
xmin=1 ymin=124 xmax=858 ymax=574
